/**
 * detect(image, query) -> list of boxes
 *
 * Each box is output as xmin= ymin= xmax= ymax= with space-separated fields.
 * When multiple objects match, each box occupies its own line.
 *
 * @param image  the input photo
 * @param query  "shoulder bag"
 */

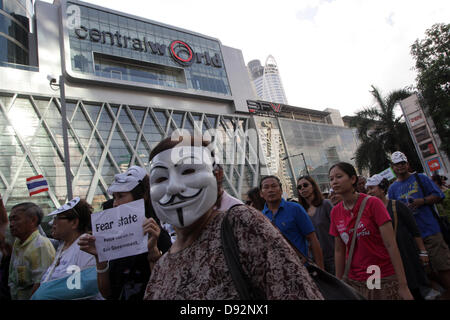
xmin=221 ymin=205 xmax=365 ymax=300
xmin=342 ymin=195 xmax=371 ymax=282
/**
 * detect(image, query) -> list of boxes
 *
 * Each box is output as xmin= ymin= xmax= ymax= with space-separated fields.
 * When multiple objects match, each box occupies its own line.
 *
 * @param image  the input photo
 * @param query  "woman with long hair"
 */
xmin=297 ymin=175 xmax=335 ymax=275
xmin=328 ymin=162 xmax=413 ymax=300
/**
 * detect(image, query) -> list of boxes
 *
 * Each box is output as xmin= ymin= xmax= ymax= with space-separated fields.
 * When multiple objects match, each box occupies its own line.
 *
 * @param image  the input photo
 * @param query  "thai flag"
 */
xmin=26 ymin=175 xmax=49 ymax=196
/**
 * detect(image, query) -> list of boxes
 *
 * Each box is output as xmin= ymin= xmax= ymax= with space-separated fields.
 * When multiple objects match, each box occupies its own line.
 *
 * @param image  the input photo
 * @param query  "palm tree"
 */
xmin=351 ymin=85 xmax=423 ymax=175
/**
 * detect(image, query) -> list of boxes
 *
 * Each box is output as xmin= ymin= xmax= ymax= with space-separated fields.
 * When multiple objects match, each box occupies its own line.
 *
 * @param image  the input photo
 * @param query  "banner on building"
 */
xmin=427 ymin=157 xmax=441 ymax=172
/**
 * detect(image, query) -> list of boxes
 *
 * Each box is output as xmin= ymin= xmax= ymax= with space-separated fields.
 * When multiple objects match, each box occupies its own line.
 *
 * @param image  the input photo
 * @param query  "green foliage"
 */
xmin=437 ymin=189 xmax=450 ymax=219
xmin=411 ymin=23 xmax=450 ymax=158
xmin=351 ymin=86 xmax=423 ymax=175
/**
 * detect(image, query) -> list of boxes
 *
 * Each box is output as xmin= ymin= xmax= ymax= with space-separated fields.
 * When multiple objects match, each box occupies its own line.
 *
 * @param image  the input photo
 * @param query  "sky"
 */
xmin=43 ymin=0 xmax=449 ymax=116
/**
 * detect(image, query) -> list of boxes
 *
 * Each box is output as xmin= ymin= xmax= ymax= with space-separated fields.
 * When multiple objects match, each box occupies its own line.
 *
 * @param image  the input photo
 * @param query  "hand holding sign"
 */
xmin=143 ymin=218 xmax=160 ymax=250
xmin=78 ymin=234 xmax=98 ymax=259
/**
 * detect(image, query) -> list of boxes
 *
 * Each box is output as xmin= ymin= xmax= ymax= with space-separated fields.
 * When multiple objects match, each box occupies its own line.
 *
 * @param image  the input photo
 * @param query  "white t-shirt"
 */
xmin=41 ymin=235 xmax=104 ymax=300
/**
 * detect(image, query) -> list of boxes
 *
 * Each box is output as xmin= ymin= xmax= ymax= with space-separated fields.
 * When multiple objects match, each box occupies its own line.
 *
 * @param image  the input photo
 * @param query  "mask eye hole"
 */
xmin=182 ymin=168 xmax=195 ymax=175
xmin=155 ymin=177 xmax=167 ymax=183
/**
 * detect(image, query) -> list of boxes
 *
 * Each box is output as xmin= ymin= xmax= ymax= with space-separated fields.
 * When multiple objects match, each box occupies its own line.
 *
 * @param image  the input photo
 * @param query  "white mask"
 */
xmin=149 ymin=146 xmax=218 ymax=228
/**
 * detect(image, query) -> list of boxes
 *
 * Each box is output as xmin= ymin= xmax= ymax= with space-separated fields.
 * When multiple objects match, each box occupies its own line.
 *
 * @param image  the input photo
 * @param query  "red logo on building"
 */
xmin=427 ymin=158 xmax=441 ymax=172
xmin=270 ymin=103 xmax=281 ymax=113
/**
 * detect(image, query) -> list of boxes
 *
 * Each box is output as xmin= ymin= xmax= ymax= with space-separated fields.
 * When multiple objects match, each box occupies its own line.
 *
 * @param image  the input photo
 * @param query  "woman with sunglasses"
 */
xmin=78 ymin=166 xmax=172 ymax=300
xmin=297 ymin=176 xmax=335 ymax=275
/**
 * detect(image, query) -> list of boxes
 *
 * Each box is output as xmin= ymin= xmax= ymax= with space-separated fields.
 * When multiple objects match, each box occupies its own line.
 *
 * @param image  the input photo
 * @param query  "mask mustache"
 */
xmin=159 ymin=188 xmax=203 ymax=206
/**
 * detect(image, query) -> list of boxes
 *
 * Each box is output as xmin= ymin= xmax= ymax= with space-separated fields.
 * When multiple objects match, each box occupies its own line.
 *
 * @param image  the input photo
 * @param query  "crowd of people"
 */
xmin=0 ymin=137 xmax=449 ymax=300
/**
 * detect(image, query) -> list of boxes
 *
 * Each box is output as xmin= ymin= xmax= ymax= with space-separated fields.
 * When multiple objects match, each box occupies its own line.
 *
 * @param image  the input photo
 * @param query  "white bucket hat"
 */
xmin=48 ymin=197 xmax=81 ymax=217
xmin=365 ymin=174 xmax=384 ymax=188
xmin=107 ymin=166 xmax=147 ymax=194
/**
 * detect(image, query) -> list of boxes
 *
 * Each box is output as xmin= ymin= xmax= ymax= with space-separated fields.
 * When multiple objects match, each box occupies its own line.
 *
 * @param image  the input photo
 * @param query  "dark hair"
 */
xmin=246 ymin=187 xmax=265 ymax=211
xmin=259 ymin=175 xmax=282 ymax=190
xmin=58 ymin=199 xmax=93 ymax=234
xmin=149 ymin=136 xmax=213 ymax=161
xmin=11 ymin=202 xmax=43 ymax=226
xmin=297 ymin=175 xmax=324 ymax=210
xmin=377 ymin=178 xmax=390 ymax=194
xmin=329 ymin=162 xmax=358 ymax=189
xmin=432 ymin=174 xmax=444 ymax=187
xmin=102 ymin=199 xmax=114 ymax=210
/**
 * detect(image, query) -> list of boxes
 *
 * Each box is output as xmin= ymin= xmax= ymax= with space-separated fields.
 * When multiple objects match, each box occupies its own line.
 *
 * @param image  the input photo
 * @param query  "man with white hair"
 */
xmin=388 ymin=151 xmax=450 ymax=299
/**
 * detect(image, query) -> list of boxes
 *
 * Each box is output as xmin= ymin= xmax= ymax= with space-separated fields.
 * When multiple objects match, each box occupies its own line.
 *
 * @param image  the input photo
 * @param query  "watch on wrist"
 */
xmin=423 ymin=198 xmax=427 ymax=205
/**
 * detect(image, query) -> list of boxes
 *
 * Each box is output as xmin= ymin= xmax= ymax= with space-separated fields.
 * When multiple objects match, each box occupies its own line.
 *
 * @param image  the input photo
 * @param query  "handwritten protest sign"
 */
xmin=91 ymin=199 xmax=148 ymax=262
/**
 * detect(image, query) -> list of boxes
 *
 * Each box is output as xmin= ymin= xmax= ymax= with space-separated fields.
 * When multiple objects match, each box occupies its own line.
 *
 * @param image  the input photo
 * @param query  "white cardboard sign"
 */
xmin=91 ymin=199 xmax=148 ymax=262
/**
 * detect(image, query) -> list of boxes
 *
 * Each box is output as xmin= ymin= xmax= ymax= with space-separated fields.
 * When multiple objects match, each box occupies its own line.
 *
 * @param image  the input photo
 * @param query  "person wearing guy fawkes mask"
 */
xmin=143 ymin=136 xmax=323 ymax=300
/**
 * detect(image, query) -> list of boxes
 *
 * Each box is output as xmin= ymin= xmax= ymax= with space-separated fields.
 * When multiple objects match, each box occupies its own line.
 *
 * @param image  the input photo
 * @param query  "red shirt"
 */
xmin=329 ymin=193 xmax=395 ymax=281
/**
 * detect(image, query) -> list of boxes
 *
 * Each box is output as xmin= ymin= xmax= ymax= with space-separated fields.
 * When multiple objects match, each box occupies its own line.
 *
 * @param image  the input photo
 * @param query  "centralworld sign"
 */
xmin=74 ymin=26 xmax=223 ymax=68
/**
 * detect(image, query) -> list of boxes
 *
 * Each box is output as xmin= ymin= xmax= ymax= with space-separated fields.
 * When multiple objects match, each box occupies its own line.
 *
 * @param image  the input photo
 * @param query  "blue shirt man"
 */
xmin=259 ymin=175 xmax=324 ymax=269
xmin=262 ymin=198 xmax=314 ymax=256
xmin=388 ymin=172 xmax=445 ymax=238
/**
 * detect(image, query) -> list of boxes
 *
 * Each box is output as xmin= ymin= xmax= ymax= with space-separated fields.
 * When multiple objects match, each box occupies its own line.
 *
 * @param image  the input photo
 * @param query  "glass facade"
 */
xmin=0 ymin=0 xmax=33 ymax=67
xmin=254 ymin=116 xmax=359 ymax=197
xmin=279 ymin=118 xmax=358 ymax=192
xmin=67 ymin=2 xmax=231 ymax=95
xmin=0 ymin=91 xmax=257 ymax=217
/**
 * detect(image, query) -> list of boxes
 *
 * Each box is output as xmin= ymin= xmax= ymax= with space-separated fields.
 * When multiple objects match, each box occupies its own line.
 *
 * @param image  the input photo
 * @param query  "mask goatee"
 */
xmin=177 ymin=208 xmax=184 ymax=227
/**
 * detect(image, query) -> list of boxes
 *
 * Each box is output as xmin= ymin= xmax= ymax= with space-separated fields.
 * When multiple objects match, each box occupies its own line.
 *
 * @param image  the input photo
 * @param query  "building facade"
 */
xmin=0 ymin=0 xmax=359 ymax=218
xmin=247 ymin=55 xmax=288 ymax=105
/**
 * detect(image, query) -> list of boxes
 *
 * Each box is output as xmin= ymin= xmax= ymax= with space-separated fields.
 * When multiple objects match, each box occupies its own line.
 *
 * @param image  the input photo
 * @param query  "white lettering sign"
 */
xmin=91 ymin=199 xmax=148 ymax=262
xmin=378 ymin=167 xmax=396 ymax=181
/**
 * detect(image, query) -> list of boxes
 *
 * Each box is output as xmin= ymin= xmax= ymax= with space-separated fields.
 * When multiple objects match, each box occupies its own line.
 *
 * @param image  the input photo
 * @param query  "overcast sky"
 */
xmin=45 ymin=0 xmax=449 ymax=116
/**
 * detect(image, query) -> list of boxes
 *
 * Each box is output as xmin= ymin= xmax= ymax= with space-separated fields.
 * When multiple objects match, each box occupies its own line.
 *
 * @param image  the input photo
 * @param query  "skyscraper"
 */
xmin=247 ymin=55 xmax=288 ymax=104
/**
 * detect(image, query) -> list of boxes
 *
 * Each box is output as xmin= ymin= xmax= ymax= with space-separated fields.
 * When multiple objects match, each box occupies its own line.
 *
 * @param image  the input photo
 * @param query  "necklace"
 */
xmin=343 ymin=193 xmax=359 ymax=211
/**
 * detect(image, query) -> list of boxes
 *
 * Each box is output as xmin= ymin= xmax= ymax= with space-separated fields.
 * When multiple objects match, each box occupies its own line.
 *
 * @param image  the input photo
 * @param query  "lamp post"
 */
xmin=282 ymin=153 xmax=310 ymax=176
xmin=49 ymin=75 xmax=73 ymax=200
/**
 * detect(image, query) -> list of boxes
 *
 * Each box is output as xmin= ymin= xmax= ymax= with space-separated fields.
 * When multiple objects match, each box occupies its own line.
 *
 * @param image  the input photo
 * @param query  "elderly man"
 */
xmin=388 ymin=151 xmax=450 ymax=299
xmin=8 ymin=203 xmax=55 ymax=300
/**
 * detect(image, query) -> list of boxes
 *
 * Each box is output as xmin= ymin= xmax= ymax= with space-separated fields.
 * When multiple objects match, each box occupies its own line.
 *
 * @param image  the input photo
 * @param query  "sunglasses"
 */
xmin=297 ymin=183 xmax=310 ymax=190
xmin=52 ymin=216 xmax=72 ymax=222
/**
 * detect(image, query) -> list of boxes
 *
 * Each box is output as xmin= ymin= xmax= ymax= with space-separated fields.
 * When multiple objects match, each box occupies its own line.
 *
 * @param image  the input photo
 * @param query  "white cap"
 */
xmin=48 ymin=197 xmax=81 ymax=216
xmin=365 ymin=174 xmax=384 ymax=188
xmin=391 ymin=151 xmax=408 ymax=164
xmin=107 ymin=166 xmax=147 ymax=194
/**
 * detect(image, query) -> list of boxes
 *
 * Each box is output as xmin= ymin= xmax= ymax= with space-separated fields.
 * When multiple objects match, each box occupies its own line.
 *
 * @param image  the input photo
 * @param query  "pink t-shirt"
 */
xmin=329 ymin=193 xmax=395 ymax=281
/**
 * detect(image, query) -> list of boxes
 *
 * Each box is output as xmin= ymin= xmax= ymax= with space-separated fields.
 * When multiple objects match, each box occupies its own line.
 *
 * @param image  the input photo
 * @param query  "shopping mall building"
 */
xmin=0 ymin=0 xmax=359 ymax=215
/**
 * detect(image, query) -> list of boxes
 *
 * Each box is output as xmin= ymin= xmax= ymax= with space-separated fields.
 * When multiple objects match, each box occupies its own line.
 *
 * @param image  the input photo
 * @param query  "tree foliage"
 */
xmin=411 ymin=23 xmax=450 ymax=157
xmin=351 ymin=86 xmax=422 ymax=175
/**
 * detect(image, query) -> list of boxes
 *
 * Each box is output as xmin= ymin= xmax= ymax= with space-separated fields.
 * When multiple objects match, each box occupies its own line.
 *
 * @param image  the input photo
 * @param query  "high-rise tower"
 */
xmin=247 ymin=55 xmax=288 ymax=104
